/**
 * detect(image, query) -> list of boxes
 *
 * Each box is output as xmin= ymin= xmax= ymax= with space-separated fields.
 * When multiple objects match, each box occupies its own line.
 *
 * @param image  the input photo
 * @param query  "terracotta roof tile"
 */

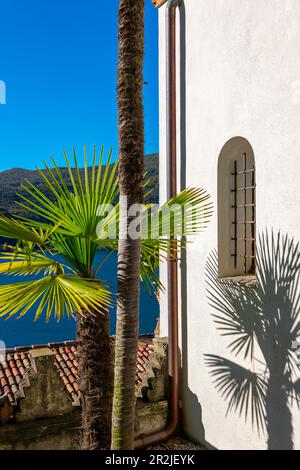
xmin=0 ymin=338 xmax=154 ymax=406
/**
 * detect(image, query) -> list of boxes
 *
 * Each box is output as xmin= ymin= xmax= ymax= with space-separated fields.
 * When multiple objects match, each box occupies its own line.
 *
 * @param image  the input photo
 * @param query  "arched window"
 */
xmin=218 ymin=137 xmax=256 ymax=279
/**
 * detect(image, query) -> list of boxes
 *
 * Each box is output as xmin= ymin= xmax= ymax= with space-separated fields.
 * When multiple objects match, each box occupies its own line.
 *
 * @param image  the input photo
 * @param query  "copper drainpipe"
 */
xmin=134 ymin=0 xmax=181 ymax=449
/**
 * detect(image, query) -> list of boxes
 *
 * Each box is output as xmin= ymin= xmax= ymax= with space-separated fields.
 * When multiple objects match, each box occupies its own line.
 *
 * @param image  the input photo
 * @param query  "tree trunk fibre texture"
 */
xmin=111 ymin=0 xmax=145 ymax=450
xmin=77 ymin=310 xmax=113 ymax=450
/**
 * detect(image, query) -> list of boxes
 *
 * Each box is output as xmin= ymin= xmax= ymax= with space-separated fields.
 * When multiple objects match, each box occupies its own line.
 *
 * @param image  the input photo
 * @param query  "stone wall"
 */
xmin=0 ymin=339 xmax=169 ymax=450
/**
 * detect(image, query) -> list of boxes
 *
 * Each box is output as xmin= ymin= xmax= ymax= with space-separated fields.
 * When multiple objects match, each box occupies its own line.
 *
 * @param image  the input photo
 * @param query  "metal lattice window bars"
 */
xmin=231 ymin=152 xmax=256 ymax=275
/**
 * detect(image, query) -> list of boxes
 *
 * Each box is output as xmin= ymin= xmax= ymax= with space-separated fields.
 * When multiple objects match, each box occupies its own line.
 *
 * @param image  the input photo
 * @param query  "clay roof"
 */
xmin=0 ymin=339 xmax=154 ymax=406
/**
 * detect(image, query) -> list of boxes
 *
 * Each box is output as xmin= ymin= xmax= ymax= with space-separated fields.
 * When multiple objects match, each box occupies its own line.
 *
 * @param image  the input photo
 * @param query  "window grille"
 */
xmin=231 ymin=152 xmax=256 ymax=275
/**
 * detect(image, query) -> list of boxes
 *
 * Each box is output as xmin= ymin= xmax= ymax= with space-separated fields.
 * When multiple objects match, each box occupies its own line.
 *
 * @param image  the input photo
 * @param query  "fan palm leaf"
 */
xmin=140 ymin=187 xmax=212 ymax=239
xmin=0 ymin=215 xmax=49 ymax=244
xmin=0 ymin=275 xmax=110 ymax=321
xmin=96 ymin=188 xmax=213 ymax=292
xmin=51 ymin=233 xmax=98 ymax=277
xmin=17 ymin=146 xmax=119 ymax=239
xmin=0 ymin=250 xmax=70 ymax=277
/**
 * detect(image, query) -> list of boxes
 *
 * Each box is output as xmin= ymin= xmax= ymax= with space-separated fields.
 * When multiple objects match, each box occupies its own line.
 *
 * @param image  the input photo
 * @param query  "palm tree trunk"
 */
xmin=111 ymin=0 xmax=145 ymax=450
xmin=77 ymin=310 xmax=113 ymax=450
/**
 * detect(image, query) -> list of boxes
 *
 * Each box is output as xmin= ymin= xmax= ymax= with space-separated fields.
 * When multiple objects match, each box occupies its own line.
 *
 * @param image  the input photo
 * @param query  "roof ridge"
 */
xmin=0 ymin=338 xmax=156 ymax=409
xmin=5 ymin=340 xmax=78 ymax=354
xmin=5 ymin=335 xmax=154 ymax=353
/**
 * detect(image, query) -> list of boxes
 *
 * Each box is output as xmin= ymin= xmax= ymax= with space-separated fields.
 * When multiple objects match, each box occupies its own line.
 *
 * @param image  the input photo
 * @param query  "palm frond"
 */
xmin=51 ymin=234 xmax=98 ymax=277
xmin=0 ymin=250 xmax=70 ymax=277
xmin=95 ymin=204 xmax=119 ymax=242
xmin=0 ymin=275 xmax=110 ymax=321
xmin=141 ymin=188 xmax=213 ymax=239
xmin=140 ymin=240 xmax=165 ymax=295
xmin=95 ymin=187 xmax=212 ymax=296
xmin=96 ymin=187 xmax=212 ymax=243
xmin=94 ymin=236 xmax=175 ymax=295
xmin=17 ymin=146 xmax=119 ymax=239
xmin=0 ymin=216 xmax=48 ymax=244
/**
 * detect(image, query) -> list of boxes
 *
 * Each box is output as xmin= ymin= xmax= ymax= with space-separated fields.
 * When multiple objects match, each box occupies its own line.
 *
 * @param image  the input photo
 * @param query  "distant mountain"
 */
xmin=0 ymin=153 xmax=159 ymax=218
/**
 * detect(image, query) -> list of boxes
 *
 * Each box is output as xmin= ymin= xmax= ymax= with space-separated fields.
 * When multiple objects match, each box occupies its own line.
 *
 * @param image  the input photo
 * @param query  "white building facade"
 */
xmin=158 ymin=0 xmax=300 ymax=450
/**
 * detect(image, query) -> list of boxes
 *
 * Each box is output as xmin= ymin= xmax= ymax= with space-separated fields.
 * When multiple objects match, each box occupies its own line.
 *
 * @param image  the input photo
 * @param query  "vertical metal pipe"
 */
xmin=167 ymin=2 xmax=180 ymax=435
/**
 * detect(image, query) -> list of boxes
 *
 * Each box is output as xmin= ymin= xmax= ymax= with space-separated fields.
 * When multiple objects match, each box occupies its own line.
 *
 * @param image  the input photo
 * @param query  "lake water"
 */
xmin=0 ymin=251 xmax=159 ymax=348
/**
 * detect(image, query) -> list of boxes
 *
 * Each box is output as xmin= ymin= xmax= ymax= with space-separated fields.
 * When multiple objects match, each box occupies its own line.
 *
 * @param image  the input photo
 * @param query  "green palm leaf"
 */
xmin=96 ymin=187 xmax=212 ymax=295
xmin=141 ymin=188 xmax=212 ymax=238
xmin=0 ymin=275 xmax=110 ymax=321
xmin=0 ymin=216 xmax=48 ymax=244
xmin=52 ymin=233 xmax=98 ymax=277
xmin=0 ymin=250 xmax=70 ymax=277
xmin=17 ymin=146 xmax=119 ymax=239
xmin=96 ymin=187 xmax=212 ymax=243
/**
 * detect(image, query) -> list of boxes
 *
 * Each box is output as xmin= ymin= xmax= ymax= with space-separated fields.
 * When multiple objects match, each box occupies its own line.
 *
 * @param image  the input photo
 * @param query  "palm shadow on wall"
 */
xmin=204 ymin=231 xmax=300 ymax=450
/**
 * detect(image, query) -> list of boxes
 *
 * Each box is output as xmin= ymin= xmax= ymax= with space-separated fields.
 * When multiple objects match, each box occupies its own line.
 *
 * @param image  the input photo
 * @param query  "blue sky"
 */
xmin=0 ymin=0 xmax=158 ymax=170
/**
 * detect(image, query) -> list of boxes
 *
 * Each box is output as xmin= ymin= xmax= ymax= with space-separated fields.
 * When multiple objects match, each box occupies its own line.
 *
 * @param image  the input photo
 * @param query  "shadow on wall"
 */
xmin=178 ymin=0 xmax=207 ymax=448
xmin=204 ymin=230 xmax=300 ymax=450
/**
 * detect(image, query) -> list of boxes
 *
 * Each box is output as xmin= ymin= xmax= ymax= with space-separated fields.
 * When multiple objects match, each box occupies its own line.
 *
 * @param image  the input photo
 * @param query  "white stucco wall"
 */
xmin=159 ymin=0 xmax=300 ymax=450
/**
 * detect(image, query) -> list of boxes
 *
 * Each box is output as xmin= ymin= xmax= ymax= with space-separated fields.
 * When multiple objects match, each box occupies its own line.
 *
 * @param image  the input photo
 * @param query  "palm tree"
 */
xmin=111 ymin=0 xmax=145 ymax=450
xmin=111 ymin=0 xmax=212 ymax=449
xmin=205 ymin=231 xmax=300 ymax=449
xmin=0 ymin=147 xmax=116 ymax=449
xmin=0 ymin=147 xmax=212 ymax=449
